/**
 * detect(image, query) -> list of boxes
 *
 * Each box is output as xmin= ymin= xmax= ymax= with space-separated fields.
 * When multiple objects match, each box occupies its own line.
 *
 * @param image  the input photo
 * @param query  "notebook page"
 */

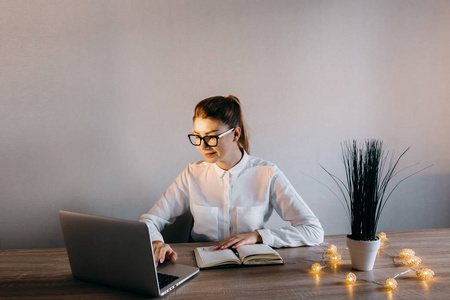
xmin=197 ymin=246 xmax=239 ymax=265
xmin=236 ymin=244 xmax=277 ymax=259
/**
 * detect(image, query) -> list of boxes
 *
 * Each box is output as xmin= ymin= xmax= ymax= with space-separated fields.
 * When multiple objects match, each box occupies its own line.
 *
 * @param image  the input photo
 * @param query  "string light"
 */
xmin=311 ymin=263 xmax=323 ymax=273
xmin=345 ymin=272 xmax=357 ymax=284
xmin=398 ymin=249 xmax=415 ymax=258
xmin=311 ymin=232 xmax=434 ymax=291
xmin=385 ymin=278 xmax=398 ymax=290
xmin=416 ymin=268 xmax=434 ymax=280
xmin=309 ymin=234 xmax=435 ymax=292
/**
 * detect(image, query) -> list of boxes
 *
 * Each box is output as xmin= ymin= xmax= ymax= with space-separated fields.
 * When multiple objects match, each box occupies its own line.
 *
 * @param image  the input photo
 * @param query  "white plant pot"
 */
xmin=346 ymin=235 xmax=381 ymax=271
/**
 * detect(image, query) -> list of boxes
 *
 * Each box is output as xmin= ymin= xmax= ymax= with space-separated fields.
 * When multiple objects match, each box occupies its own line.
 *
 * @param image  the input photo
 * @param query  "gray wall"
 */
xmin=1 ymin=0 xmax=449 ymax=249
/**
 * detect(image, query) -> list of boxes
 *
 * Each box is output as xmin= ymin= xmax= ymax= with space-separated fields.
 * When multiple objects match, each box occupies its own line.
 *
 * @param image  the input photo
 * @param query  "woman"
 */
xmin=140 ymin=95 xmax=324 ymax=266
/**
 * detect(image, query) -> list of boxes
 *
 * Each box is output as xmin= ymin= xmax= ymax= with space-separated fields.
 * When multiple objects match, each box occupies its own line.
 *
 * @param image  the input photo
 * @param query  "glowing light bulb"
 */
xmin=327 ymin=244 xmax=338 ymax=254
xmin=311 ymin=263 xmax=322 ymax=273
xmin=404 ymin=256 xmax=422 ymax=267
xmin=398 ymin=249 xmax=415 ymax=258
xmin=378 ymin=232 xmax=387 ymax=242
xmin=345 ymin=272 xmax=357 ymax=284
xmin=416 ymin=268 xmax=434 ymax=280
xmin=329 ymin=252 xmax=341 ymax=264
xmin=385 ymin=278 xmax=397 ymax=290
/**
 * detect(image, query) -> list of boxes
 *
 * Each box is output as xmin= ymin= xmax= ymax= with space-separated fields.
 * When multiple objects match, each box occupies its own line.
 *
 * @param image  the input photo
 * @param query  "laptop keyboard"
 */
xmin=158 ymin=272 xmax=179 ymax=289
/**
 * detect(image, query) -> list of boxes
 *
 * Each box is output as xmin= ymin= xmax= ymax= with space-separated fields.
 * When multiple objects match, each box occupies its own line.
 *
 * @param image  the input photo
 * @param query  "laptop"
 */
xmin=59 ymin=210 xmax=199 ymax=297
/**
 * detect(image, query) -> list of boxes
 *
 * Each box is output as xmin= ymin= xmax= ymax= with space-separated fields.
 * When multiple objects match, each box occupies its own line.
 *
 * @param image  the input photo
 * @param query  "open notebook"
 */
xmin=194 ymin=244 xmax=283 ymax=269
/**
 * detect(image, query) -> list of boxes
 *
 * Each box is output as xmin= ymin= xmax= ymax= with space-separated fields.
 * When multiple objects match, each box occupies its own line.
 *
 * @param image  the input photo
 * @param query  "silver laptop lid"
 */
xmin=59 ymin=210 xmax=198 ymax=297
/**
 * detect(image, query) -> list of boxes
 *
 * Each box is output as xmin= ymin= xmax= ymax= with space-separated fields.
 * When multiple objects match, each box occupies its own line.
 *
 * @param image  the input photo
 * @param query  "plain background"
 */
xmin=1 ymin=0 xmax=449 ymax=249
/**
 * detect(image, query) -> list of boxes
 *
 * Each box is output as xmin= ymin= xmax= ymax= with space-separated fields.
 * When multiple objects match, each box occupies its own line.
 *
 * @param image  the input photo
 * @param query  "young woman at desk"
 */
xmin=140 ymin=95 xmax=324 ymax=265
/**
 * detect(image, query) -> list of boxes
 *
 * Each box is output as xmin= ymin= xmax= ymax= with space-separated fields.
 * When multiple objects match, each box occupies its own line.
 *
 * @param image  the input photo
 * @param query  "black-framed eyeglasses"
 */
xmin=188 ymin=128 xmax=235 ymax=147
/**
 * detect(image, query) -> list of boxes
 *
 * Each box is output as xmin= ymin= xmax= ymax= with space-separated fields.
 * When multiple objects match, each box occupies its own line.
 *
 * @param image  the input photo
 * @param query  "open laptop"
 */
xmin=59 ymin=210 xmax=199 ymax=297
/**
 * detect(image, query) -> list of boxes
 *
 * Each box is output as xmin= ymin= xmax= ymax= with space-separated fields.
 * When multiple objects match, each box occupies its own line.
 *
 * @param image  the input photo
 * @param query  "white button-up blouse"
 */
xmin=140 ymin=152 xmax=324 ymax=248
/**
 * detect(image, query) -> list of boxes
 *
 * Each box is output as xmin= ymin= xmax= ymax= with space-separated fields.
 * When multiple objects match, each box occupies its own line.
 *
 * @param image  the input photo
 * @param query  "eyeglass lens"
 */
xmin=189 ymin=135 xmax=218 ymax=146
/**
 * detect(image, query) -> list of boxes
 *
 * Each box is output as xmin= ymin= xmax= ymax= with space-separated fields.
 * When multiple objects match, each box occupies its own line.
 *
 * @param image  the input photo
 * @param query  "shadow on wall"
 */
xmin=375 ymin=172 xmax=450 ymax=231
xmin=1 ymin=173 xmax=449 ymax=249
xmin=297 ymin=170 xmax=450 ymax=236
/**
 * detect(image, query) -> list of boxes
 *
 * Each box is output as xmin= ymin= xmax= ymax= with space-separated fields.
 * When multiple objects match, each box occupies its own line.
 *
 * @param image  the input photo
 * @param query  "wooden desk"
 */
xmin=1 ymin=229 xmax=449 ymax=299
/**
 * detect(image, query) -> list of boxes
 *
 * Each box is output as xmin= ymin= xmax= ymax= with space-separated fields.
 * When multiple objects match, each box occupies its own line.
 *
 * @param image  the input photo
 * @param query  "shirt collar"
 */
xmin=213 ymin=150 xmax=249 ymax=178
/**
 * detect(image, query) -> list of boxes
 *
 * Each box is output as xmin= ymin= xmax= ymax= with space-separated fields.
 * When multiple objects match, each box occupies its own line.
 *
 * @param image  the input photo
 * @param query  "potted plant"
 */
xmin=322 ymin=139 xmax=426 ymax=271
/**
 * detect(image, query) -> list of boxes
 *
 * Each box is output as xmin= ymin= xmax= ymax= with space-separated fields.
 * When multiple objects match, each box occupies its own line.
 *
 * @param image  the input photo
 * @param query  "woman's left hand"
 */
xmin=214 ymin=231 xmax=263 ymax=250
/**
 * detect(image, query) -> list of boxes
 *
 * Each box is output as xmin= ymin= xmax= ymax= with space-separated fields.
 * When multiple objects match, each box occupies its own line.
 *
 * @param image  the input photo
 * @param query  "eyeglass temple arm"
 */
xmin=218 ymin=128 xmax=234 ymax=138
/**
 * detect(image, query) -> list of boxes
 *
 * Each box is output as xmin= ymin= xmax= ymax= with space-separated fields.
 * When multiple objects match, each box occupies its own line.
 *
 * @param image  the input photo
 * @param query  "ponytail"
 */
xmin=193 ymin=95 xmax=250 ymax=154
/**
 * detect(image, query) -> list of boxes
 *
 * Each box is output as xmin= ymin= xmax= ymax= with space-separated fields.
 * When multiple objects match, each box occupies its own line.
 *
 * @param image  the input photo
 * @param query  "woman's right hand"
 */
xmin=152 ymin=241 xmax=178 ymax=267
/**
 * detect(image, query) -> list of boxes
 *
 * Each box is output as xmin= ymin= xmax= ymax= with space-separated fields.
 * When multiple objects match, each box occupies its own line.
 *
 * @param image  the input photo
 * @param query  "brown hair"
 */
xmin=193 ymin=95 xmax=250 ymax=154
